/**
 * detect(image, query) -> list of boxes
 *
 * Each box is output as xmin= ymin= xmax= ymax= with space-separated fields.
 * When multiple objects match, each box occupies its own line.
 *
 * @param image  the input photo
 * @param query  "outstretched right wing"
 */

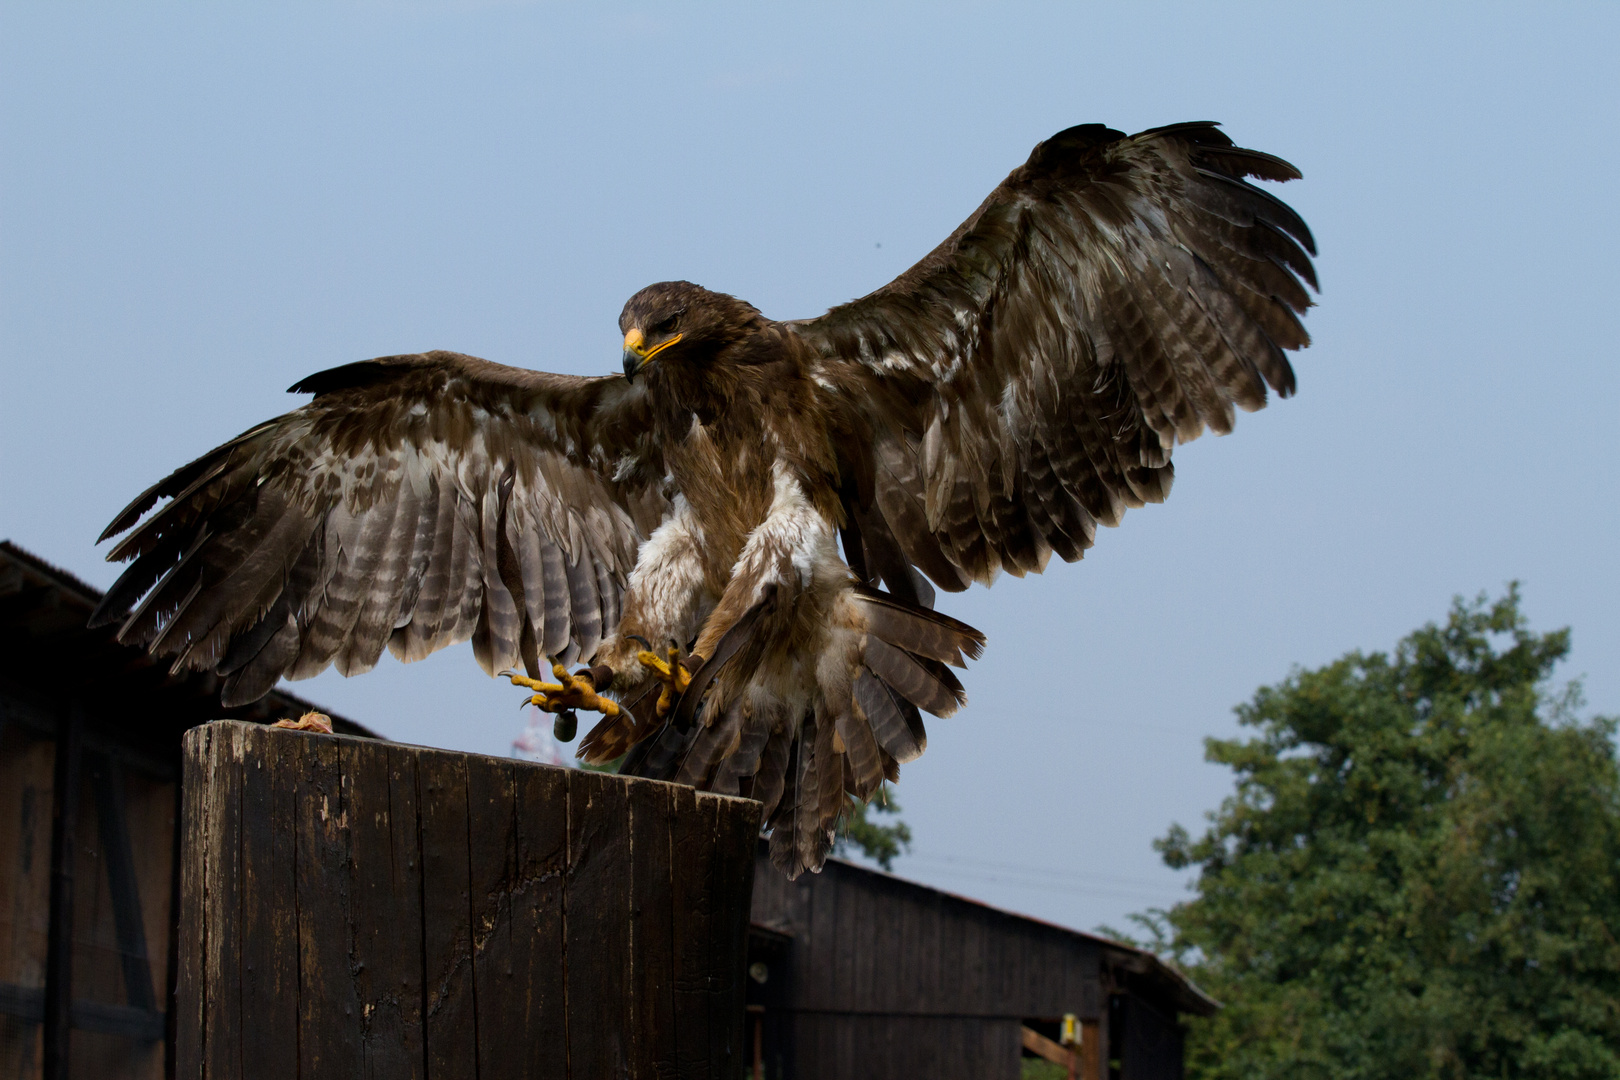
xmin=93 ymin=350 xmax=668 ymax=705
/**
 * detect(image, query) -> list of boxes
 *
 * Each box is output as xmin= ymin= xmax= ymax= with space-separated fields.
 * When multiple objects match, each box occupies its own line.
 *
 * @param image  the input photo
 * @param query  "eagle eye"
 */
xmin=650 ymin=313 xmax=680 ymax=336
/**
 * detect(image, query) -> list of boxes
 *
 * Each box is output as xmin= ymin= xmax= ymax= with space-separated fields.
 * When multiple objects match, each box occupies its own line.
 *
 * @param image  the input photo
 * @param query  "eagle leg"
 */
xmin=634 ymin=645 xmax=692 ymax=719
xmin=502 ymin=662 xmax=621 ymax=721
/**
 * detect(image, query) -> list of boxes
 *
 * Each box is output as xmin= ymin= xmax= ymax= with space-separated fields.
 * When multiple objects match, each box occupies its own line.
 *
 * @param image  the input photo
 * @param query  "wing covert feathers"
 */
xmin=799 ymin=121 xmax=1317 ymax=593
xmin=92 ymin=351 xmax=664 ymax=705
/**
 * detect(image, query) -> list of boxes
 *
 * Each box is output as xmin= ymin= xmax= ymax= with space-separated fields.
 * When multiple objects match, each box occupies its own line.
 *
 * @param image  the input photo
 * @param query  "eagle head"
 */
xmin=619 ymin=281 xmax=763 ymax=380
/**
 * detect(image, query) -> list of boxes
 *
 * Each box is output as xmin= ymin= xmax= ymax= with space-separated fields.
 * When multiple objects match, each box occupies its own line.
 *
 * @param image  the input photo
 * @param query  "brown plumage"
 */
xmin=93 ymin=121 xmax=1316 ymax=877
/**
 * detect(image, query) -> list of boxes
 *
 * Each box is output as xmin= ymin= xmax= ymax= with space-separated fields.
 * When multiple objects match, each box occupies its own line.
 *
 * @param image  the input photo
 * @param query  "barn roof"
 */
xmin=805 ymin=852 xmax=1218 ymax=1017
xmin=0 ymin=539 xmax=378 ymax=752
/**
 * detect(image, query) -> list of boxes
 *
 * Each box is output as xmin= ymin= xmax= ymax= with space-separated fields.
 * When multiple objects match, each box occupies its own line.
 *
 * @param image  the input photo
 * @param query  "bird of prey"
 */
xmin=93 ymin=122 xmax=1316 ymax=876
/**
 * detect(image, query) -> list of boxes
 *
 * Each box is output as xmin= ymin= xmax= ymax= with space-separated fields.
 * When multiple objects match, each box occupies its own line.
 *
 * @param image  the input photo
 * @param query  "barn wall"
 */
xmin=0 ymin=541 xmax=389 ymax=1080
xmin=0 ymin=709 xmax=176 ymax=1080
xmin=753 ymin=856 xmax=1102 ymax=1022
xmin=0 ymin=721 xmax=53 ymax=1079
xmin=1119 ymin=991 xmax=1185 ymax=1080
xmin=752 ymin=853 xmax=1107 ymax=1078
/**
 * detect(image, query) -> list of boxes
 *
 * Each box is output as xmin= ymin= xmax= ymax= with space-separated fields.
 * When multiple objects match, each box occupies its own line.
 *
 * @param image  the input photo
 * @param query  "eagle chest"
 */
xmin=664 ymin=418 xmax=785 ymax=583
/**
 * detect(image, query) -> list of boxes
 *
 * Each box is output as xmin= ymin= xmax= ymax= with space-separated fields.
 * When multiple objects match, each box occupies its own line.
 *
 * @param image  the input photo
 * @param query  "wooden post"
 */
xmin=1022 ymin=1025 xmax=1079 ymax=1078
xmin=1080 ymin=1018 xmax=1103 ymax=1080
xmin=176 ymin=721 xmax=762 ymax=1080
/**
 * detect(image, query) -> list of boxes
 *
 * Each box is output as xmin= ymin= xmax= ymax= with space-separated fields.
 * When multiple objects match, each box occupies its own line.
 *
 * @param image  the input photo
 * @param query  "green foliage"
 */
xmin=835 ymin=785 xmax=912 ymax=869
xmin=1021 ymin=1057 xmax=1069 ymax=1080
xmin=1154 ymin=588 xmax=1620 ymax=1079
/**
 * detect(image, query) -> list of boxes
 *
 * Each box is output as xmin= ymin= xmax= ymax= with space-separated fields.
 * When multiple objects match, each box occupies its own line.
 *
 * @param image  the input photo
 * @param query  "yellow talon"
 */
xmin=636 ymin=645 xmax=692 ymax=718
xmin=500 ymin=663 xmax=620 ymax=718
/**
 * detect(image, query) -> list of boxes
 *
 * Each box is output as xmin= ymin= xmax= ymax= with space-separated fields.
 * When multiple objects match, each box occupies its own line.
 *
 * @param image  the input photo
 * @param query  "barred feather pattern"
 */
xmin=796 ymin=121 xmax=1317 ymax=592
xmin=92 ymin=352 xmax=667 ymax=705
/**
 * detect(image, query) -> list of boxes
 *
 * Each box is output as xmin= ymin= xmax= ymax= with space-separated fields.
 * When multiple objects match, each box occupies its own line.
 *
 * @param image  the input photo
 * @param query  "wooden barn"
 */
xmin=747 ymin=848 xmax=1216 ymax=1080
xmin=0 ymin=541 xmax=379 ymax=1080
xmin=0 ymin=540 xmax=761 ymax=1080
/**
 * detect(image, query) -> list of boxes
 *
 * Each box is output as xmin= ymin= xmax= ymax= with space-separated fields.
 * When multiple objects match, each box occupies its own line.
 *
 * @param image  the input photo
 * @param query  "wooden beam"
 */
xmin=1081 ymin=1019 xmax=1103 ymax=1080
xmin=0 ymin=982 xmax=166 ymax=1040
xmin=1021 ymin=1024 xmax=1078 ymax=1075
xmin=90 ymin=751 xmax=160 ymax=1017
xmin=43 ymin=701 xmax=83 ymax=1080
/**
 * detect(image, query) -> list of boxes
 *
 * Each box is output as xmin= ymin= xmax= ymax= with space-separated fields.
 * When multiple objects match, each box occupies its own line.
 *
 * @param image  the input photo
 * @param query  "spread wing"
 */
xmin=794 ymin=122 xmax=1317 ymax=591
xmin=92 ymin=351 xmax=668 ymax=705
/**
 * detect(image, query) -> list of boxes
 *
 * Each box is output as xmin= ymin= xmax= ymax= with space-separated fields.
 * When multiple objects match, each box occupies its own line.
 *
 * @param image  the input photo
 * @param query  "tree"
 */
xmin=835 ymin=785 xmax=912 ymax=869
xmin=1150 ymin=588 xmax=1620 ymax=1079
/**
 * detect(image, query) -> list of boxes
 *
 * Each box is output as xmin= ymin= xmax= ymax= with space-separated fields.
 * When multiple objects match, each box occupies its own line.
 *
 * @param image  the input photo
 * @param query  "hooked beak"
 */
xmin=622 ymin=327 xmax=682 ymax=380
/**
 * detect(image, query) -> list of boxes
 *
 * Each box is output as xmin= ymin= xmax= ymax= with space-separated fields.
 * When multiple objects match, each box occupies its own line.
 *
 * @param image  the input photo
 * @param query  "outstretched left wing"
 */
xmin=93 ymin=351 xmax=667 ymax=705
xmin=794 ymin=122 xmax=1317 ymax=595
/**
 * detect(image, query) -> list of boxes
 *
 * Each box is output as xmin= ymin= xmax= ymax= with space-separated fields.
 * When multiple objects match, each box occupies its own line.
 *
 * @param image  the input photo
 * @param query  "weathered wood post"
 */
xmin=176 ymin=720 xmax=761 ymax=1079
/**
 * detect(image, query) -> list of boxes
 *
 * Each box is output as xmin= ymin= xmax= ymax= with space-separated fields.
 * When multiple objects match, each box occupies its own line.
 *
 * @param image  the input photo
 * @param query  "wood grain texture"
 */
xmin=174 ymin=727 xmax=209 ymax=1079
xmin=507 ymin=761 xmax=569 ymax=1077
xmin=197 ymin=723 xmax=241 ymax=1080
xmin=626 ymin=778 xmax=677 ymax=1077
xmin=344 ymin=739 xmax=424 ymax=1080
xmin=418 ymin=747 xmax=477 ymax=1079
xmin=237 ymin=726 xmax=297 ymax=1080
xmin=565 ymin=767 xmax=631 ymax=1078
xmin=669 ymin=784 xmax=716 ymax=1078
xmin=295 ymin=731 xmax=363 ymax=1078
xmin=708 ymin=787 xmax=757 ymax=1078
xmin=178 ymin=721 xmax=760 ymax=1080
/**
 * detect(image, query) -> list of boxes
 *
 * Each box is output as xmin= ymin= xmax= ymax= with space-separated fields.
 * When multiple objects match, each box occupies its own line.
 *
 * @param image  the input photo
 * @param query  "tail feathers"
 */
xmin=618 ymin=716 xmax=697 ymax=781
xmin=675 ymin=698 xmax=745 ymax=789
xmin=766 ymin=737 xmax=801 ymax=874
xmin=853 ymin=669 xmax=927 ymax=763
xmin=863 ymin=638 xmax=964 ymax=717
xmin=751 ymin=727 xmax=792 ymax=819
xmin=853 ymin=586 xmax=985 ymax=666
xmin=617 ymin=583 xmax=985 ymax=879
xmin=809 ymin=712 xmax=844 ymax=854
xmin=711 ymin=704 xmax=778 ymax=797
xmin=578 ymin=681 xmax=662 ymax=765
xmin=836 ymin=703 xmax=885 ymax=800
xmin=857 ymin=585 xmax=981 ymax=720
xmin=768 ymin=716 xmax=841 ymax=879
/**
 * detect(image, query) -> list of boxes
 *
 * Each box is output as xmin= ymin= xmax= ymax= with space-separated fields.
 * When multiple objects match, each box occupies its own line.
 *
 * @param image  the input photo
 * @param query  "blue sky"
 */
xmin=4 ymin=2 xmax=1616 ymax=933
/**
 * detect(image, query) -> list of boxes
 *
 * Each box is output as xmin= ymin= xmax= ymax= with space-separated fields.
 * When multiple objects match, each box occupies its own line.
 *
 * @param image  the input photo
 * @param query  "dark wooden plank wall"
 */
xmin=0 ymin=722 xmax=54 ymax=1079
xmin=751 ymin=855 xmax=1105 ymax=1080
xmin=0 ymin=716 xmax=176 ymax=1080
xmin=1118 ymin=993 xmax=1185 ymax=1080
xmin=180 ymin=721 xmax=761 ymax=1080
xmin=752 ymin=858 xmax=1103 ymax=1019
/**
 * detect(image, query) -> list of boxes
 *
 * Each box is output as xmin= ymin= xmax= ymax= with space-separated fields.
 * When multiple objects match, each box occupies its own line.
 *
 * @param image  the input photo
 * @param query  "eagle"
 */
xmin=92 ymin=122 xmax=1316 ymax=877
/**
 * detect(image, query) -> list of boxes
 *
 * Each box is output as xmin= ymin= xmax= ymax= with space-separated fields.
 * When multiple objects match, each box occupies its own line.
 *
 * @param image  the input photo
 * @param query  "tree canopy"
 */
xmin=1150 ymin=588 xmax=1620 ymax=1079
xmin=835 ymin=786 xmax=912 ymax=870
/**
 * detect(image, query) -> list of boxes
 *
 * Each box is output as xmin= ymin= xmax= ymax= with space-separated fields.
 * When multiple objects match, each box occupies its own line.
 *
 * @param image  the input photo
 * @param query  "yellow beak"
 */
xmin=622 ymin=328 xmax=683 ymax=379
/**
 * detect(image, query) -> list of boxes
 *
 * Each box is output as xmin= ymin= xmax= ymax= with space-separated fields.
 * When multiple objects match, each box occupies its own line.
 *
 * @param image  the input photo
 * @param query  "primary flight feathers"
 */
xmin=95 ymin=121 xmax=1315 ymax=876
